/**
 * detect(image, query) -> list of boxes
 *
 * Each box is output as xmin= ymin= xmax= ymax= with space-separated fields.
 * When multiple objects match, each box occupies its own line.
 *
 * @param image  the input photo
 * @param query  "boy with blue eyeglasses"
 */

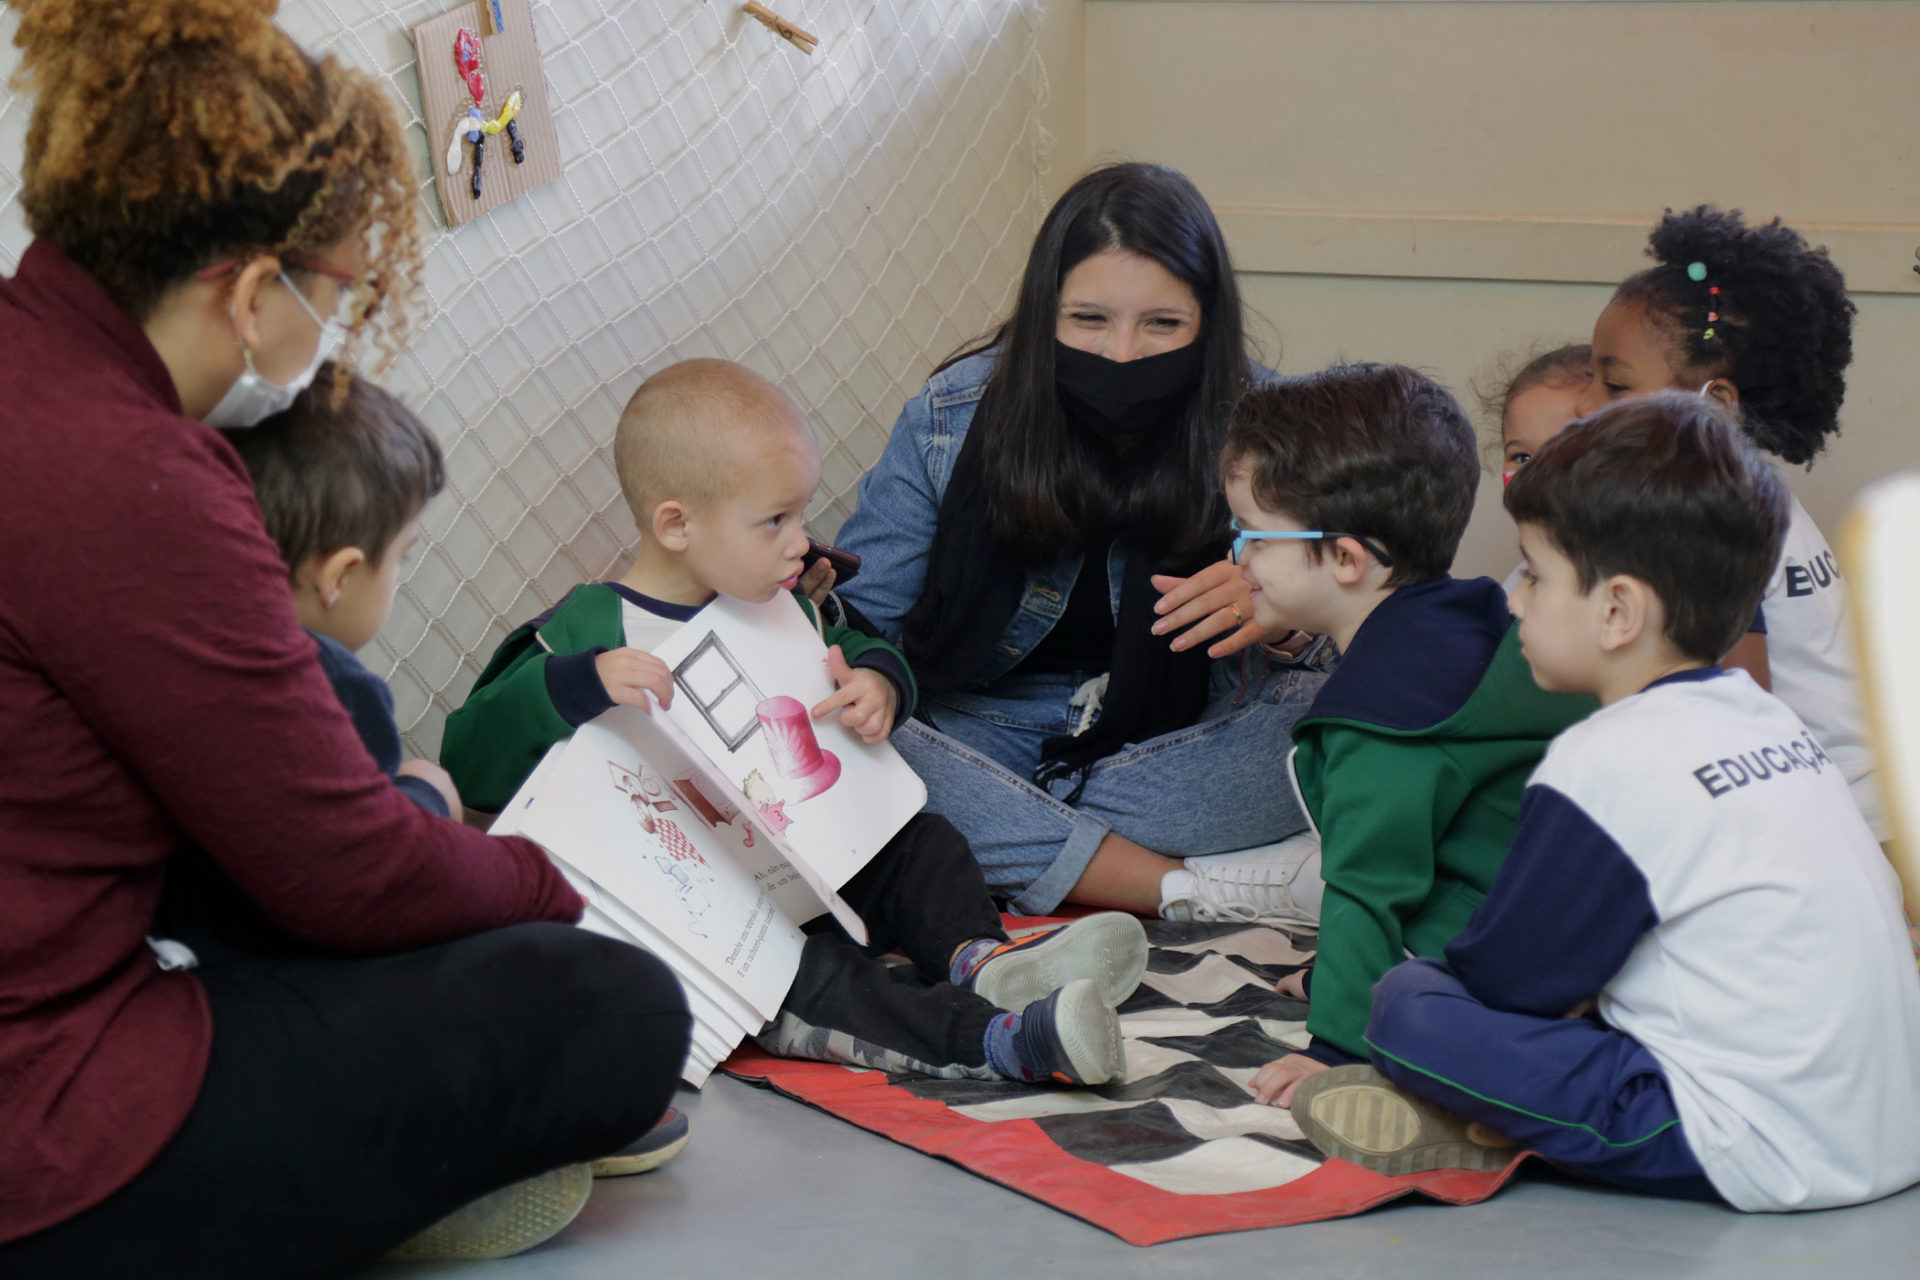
xmin=1219 ymin=365 xmax=1594 ymax=1110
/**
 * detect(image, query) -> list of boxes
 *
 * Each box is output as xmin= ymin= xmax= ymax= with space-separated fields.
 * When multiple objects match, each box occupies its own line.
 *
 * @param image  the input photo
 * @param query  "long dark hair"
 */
xmin=940 ymin=163 xmax=1254 ymax=565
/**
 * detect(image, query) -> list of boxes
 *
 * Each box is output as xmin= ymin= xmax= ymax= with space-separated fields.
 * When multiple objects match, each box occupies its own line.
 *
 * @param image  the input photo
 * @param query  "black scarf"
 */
xmin=899 ymin=410 xmax=1217 ymax=802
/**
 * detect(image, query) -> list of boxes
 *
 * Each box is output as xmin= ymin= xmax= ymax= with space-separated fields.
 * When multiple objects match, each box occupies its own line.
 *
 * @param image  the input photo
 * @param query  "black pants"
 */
xmin=768 ymin=814 xmax=1013 ymax=1075
xmin=0 ymin=922 xmax=690 ymax=1279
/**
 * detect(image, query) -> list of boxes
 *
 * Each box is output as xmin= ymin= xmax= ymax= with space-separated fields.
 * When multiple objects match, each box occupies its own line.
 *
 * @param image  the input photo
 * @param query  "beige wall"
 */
xmin=1055 ymin=0 xmax=1920 ymax=577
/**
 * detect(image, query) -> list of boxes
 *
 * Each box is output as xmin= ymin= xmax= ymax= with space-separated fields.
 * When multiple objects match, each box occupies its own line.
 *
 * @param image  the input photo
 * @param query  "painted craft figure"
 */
xmin=447 ymin=27 xmax=525 ymax=199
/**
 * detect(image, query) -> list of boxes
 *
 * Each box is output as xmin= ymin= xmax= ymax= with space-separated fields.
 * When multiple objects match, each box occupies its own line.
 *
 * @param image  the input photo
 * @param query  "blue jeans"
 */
xmin=1365 ymin=959 xmax=1723 ymax=1203
xmin=894 ymin=655 xmax=1327 ymax=914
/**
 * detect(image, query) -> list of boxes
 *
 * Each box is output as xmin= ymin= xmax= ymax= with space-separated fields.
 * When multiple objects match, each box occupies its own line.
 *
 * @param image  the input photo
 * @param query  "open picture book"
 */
xmin=490 ymin=592 xmax=929 ymax=1084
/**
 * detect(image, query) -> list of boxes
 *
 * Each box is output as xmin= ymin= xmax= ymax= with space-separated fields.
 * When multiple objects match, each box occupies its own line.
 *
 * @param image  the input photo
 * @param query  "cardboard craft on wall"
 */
xmin=413 ymin=0 xmax=563 ymax=227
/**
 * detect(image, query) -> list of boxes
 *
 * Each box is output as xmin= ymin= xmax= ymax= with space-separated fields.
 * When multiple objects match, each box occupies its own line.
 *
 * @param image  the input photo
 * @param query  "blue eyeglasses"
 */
xmin=1229 ymin=520 xmax=1397 ymax=568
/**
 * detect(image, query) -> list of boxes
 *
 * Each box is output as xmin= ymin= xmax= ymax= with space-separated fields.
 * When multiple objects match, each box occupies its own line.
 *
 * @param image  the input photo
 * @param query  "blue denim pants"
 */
xmin=894 ymin=655 xmax=1327 ymax=914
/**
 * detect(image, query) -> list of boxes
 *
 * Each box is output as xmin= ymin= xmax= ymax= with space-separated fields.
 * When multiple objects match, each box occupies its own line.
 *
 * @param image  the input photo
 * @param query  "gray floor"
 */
xmin=372 ymin=1073 xmax=1920 ymax=1280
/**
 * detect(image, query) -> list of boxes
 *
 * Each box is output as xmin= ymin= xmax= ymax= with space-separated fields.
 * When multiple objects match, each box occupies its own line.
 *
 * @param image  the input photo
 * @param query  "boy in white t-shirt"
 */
xmin=1289 ymin=394 xmax=1920 ymax=1211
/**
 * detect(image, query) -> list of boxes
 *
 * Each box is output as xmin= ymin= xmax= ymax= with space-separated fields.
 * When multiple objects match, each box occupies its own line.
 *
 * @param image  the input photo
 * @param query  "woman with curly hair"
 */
xmin=0 ymin=3 xmax=687 ymax=1274
xmin=1573 ymin=204 xmax=1882 ymax=837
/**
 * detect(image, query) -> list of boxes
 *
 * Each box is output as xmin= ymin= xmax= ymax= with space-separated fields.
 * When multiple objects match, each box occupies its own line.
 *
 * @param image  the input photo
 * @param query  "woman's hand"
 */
xmin=798 ymin=557 xmax=837 ymax=609
xmin=1151 ymin=559 xmax=1280 ymax=659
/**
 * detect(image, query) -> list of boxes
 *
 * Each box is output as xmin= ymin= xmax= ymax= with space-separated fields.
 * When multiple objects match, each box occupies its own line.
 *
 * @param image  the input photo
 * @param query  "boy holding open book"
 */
xmin=445 ymin=359 xmax=1149 ymax=1086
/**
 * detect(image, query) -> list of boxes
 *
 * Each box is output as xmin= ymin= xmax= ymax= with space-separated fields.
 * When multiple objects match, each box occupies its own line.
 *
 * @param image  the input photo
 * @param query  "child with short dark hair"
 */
xmin=444 ymin=358 xmax=1149 ymax=1088
xmin=1291 ymin=395 xmax=1920 ymax=1211
xmin=1224 ymin=364 xmax=1594 ymax=1108
xmin=1573 ymin=205 xmax=1881 ymax=837
xmin=223 ymin=365 xmax=459 ymax=817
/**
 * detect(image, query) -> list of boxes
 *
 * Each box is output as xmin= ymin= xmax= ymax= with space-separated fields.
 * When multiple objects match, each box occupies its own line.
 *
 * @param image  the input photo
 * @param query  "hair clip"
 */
xmin=1681 ymin=262 xmax=1720 ymax=340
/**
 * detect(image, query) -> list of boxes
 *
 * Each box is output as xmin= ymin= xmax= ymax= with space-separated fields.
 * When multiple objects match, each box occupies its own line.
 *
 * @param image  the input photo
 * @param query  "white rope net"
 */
xmin=0 ymin=0 xmax=1047 ymax=756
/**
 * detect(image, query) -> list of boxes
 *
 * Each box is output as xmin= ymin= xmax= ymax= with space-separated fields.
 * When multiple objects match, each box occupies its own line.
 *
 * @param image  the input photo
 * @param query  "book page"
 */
xmin=651 ymin=594 xmax=929 ymax=891
xmin=633 ymin=703 xmax=869 ymax=945
xmin=502 ymin=716 xmax=804 ymax=1022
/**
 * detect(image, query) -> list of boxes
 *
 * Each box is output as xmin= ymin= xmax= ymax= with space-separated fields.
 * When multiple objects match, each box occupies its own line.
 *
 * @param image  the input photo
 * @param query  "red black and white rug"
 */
xmin=723 ymin=918 xmax=1531 ymax=1244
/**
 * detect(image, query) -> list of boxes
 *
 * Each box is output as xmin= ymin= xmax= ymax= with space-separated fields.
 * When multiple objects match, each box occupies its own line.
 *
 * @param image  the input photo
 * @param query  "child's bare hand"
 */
xmin=397 ymin=758 xmax=462 ymax=817
xmin=810 ymin=645 xmax=896 ymax=742
xmin=595 ymin=647 xmax=674 ymax=711
xmin=798 ymin=558 xmax=837 ymax=608
xmin=1250 ymin=1053 xmax=1329 ymax=1107
xmin=1273 ymin=969 xmax=1310 ymax=1001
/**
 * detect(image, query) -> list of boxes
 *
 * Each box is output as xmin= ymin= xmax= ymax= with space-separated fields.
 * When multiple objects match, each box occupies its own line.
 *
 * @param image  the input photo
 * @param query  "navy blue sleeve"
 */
xmin=1444 ymin=785 xmax=1658 ymax=1016
xmin=1749 ymin=603 xmax=1767 ymax=635
xmin=311 ymin=633 xmax=404 ymax=776
xmin=1299 ymin=1038 xmax=1361 ymax=1067
xmin=393 ymin=773 xmax=452 ymax=818
xmin=543 ymin=646 xmax=615 ymax=727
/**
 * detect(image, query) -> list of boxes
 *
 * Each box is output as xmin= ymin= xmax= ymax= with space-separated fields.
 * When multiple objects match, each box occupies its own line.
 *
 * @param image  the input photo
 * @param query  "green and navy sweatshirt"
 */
xmin=443 ymin=583 xmax=916 ymax=813
xmin=1291 ymin=576 xmax=1595 ymax=1064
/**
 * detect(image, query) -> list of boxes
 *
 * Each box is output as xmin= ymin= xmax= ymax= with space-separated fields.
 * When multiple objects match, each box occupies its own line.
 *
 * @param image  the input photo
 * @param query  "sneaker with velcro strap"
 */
xmin=959 ymin=912 xmax=1149 ymax=1011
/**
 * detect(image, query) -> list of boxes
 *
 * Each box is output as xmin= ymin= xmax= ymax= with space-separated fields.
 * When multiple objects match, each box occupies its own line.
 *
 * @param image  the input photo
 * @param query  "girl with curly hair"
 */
xmin=0 ymin=3 xmax=687 ymax=1273
xmin=1573 ymin=204 xmax=1881 ymax=837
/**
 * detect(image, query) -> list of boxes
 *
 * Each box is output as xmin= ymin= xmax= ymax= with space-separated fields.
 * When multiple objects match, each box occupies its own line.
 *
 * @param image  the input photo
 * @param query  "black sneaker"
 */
xmin=961 ymin=913 xmax=1150 ymax=1011
xmin=590 ymin=1107 xmax=691 ymax=1178
xmin=1012 ymin=978 xmax=1126 ymax=1086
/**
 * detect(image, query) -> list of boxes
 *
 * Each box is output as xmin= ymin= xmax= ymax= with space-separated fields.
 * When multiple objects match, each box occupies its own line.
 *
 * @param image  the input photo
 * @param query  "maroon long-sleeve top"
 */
xmin=0 ymin=241 xmax=584 ymax=1242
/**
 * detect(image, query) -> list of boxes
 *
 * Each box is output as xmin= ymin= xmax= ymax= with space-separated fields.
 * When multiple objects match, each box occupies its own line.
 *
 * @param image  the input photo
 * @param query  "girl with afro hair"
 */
xmin=1572 ymin=205 xmax=1882 ymax=838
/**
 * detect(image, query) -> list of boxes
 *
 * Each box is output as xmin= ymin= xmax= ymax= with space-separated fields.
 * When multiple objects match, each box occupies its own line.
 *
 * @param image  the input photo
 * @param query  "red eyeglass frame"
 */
xmin=194 ymin=255 xmax=356 ymax=283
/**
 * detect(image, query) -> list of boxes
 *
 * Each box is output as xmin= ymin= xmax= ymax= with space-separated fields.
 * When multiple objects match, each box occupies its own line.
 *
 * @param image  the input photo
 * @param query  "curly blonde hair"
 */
xmin=11 ymin=0 xmax=423 ymax=369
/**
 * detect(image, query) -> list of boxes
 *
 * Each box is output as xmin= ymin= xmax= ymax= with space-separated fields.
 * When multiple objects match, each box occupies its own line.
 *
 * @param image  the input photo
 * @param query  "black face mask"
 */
xmin=1054 ymin=339 xmax=1205 ymax=438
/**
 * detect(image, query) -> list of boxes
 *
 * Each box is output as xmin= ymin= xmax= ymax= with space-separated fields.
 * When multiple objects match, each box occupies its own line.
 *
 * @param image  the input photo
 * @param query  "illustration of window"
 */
xmin=672 ymin=633 xmax=767 ymax=750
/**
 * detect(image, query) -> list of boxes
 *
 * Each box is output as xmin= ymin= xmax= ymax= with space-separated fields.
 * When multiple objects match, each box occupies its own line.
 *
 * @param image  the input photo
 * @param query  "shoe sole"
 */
xmin=971 ymin=913 xmax=1150 ymax=1011
xmin=1045 ymin=978 xmax=1127 ymax=1086
xmin=385 ymin=1163 xmax=593 ymax=1261
xmin=591 ymin=1126 xmax=691 ymax=1177
xmin=1290 ymin=1066 xmax=1515 ymax=1176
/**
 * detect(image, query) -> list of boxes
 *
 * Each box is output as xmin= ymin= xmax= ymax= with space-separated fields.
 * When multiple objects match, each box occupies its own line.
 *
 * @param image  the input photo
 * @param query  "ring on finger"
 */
xmin=1229 ymin=603 xmax=1245 ymax=624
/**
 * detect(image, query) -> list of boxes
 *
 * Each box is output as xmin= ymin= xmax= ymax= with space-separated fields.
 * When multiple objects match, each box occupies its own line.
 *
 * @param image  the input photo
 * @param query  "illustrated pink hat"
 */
xmin=756 ymin=696 xmax=841 ymax=801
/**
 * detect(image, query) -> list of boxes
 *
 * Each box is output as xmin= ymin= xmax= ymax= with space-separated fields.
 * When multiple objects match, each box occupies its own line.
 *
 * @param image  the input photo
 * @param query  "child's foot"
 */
xmin=952 ymin=912 xmax=1149 ymax=1010
xmin=590 ymin=1106 xmax=690 ymax=1177
xmin=981 ymin=978 xmax=1126 ymax=1086
xmin=384 ymin=1163 xmax=593 ymax=1261
xmin=1160 ymin=833 xmax=1322 ymax=927
xmin=1289 ymin=1065 xmax=1519 ymax=1175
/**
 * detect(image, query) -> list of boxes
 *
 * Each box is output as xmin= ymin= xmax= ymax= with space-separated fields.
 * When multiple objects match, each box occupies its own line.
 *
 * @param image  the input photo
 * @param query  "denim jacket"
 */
xmin=836 ymin=348 xmax=1153 ymax=689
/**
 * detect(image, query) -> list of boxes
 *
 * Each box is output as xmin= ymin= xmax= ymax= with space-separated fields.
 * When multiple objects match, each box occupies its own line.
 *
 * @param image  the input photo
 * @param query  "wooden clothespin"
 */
xmin=477 ymin=0 xmax=505 ymax=37
xmin=743 ymin=2 xmax=817 ymax=55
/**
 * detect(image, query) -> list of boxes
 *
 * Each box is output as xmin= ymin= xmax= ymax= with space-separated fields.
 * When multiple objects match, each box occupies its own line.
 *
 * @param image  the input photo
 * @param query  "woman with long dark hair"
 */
xmin=836 ymin=163 xmax=1329 ymax=918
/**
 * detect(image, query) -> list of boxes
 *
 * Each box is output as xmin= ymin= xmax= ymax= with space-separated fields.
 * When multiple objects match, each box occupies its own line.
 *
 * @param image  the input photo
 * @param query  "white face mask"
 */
xmin=204 ymin=270 xmax=345 ymax=428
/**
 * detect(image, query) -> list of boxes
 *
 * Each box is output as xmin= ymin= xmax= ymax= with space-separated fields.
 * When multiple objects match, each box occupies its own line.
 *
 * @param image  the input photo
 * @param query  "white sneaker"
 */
xmin=1160 ymin=833 xmax=1322 ymax=927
